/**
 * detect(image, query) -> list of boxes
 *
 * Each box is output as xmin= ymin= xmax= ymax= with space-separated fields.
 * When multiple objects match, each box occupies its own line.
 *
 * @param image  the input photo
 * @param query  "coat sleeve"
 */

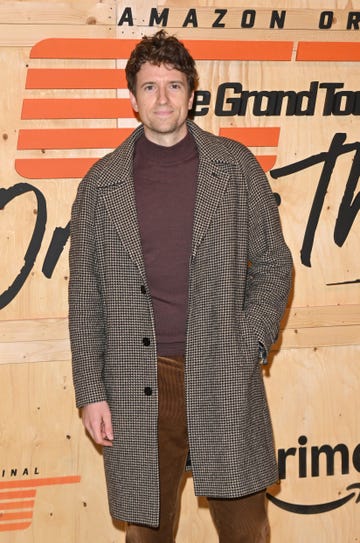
xmin=239 ymin=145 xmax=293 ymax=355
xmin=68 ymin=168 xmax=108 ymax=408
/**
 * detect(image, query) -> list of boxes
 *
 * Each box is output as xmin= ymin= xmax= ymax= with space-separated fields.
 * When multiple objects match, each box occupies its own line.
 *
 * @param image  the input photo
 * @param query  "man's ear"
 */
xmin=188 ymin=90 xmax=195 ymax=110
xmin=129 ymin=91 xmax=138 ymax=112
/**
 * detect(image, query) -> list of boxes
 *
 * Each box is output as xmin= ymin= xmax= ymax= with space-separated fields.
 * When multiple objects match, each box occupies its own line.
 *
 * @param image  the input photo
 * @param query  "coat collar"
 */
xmin=97 ymin=121 xmax=234 ymax=277
xmin=186 ymin=122 xmax=233 ymax=257
xmin=97 ymin=125 xmax=146 ymax=280
xmin=96 ymin=120 xmax=237 ymax=189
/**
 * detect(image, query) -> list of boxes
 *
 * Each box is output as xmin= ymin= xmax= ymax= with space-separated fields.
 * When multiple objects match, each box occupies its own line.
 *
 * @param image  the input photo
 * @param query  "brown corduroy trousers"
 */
xmin=126 ymin=356 xmax=270 ymax=543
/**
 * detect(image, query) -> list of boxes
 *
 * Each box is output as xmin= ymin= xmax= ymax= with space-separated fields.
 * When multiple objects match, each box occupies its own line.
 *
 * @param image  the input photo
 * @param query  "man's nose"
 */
xmin=157 ymin=85 xmax=168 ymax=103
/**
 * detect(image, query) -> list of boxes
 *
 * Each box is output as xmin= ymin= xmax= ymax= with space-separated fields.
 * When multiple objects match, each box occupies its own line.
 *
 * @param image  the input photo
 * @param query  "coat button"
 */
xmin=144 ymin=387 xmax=152 ymax=396
xmin=140 ymin=285 xmax=146 ymax=294
xmin=142 ymin=337 xmax=151 ymax=346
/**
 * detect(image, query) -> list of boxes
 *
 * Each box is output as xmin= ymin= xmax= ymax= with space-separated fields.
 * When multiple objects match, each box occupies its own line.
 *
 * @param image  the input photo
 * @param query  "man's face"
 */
xmin=129 ymin=62 xmax=194 ymax=147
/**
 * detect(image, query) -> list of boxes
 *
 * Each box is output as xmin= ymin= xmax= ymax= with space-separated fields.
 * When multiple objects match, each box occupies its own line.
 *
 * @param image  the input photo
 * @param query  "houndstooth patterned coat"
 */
xmin=69 ymin=120 xmax=293 ymax=527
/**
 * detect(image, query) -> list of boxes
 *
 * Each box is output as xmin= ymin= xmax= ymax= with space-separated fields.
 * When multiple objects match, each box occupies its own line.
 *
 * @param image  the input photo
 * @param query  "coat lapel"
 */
xmin=188 ymin=122 xmax=232 ymax=257
xmin=98 ymin=122 xmax=234 ymax=271
xmin=191 ymin=160 xmax=230 ymax=257
xmin=102 ymin=179 xmax=147 ymax=281
xmin=98 ymin=126 xmax=147 ymax=281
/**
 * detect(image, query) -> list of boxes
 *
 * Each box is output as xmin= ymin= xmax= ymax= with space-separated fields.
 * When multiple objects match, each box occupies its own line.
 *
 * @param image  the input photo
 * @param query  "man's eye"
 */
xmin=144 ymin=85 xmax=154 ymax=92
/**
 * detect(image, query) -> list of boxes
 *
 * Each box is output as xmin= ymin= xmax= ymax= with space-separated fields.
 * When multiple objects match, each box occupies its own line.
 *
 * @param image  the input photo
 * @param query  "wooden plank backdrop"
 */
xmin=0 ymin=1 xmax=359 ymax=541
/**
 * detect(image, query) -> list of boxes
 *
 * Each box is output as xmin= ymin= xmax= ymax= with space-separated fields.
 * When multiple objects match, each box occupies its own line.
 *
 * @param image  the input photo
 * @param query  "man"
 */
xmin=69 ymin=30 xmax=293 ymax=542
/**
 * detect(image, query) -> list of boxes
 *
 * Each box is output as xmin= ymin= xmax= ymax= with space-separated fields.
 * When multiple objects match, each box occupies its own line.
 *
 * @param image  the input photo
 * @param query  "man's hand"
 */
xmin=81 ymin=401 xmax=114 ymax=446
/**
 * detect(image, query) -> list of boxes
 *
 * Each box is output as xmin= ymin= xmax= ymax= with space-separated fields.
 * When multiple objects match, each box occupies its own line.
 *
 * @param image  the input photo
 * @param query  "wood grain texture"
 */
xmin=0 ymin=1 xmax=359 ymax=541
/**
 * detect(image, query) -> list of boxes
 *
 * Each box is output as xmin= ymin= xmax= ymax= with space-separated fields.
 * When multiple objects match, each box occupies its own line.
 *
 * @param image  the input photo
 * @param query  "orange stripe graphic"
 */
xmin=297 ymin=41 xmax=360 ymax=61
xmin=0 ymin=500 xmax=35 ymax=510
xmin=187 ymin=40 xmax=293 ymax=61
xmin=255 ymin=155 xmax=277 ymax=172
xmin=29 ymin=38 xmax=360 ymax=63
xmin=0 ymin=521 xmax=32 ymax=532
xmin=21 ymin=98 xmax=134 ymax=119
xmin=0 ymin=490 xmax=36 ymax=499
xmin=0 ymin=477 xmax=80 ymax=532
xmin=0 ymin=476 xmax=80 ymax=489
xmin=26 ymin=68 xmax=127 ymax=89
xmin=17 ymin=127 xmax=279 ymax=151
xmin=0 ymin=511 xmax=33 ymax=521
xmin=219 ymin=127 xmax=280 ymax=146
xmin=219 ymin=129 xmax=279 ymax=172
xmin=15 ymin=158 xmax=97 ymax=179
xmin=30 ymin=38 xmax=135 ymax=58
xmin=15 ymin=155 xmax=275 ymax=179
xmin=30 ymin=38 xmax=293 ymax=61
xmin=18 ymin=128 xmax=133 ymax=149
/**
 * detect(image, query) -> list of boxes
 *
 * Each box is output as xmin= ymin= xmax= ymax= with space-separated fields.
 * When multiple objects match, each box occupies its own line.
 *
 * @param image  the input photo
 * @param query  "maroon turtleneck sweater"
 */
xmin=133 ymin=131 xmax=199 ymax=356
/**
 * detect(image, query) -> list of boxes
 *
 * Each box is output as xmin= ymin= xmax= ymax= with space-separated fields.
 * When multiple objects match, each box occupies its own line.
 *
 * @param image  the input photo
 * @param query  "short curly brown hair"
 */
xmin=125 ymin=30 xmax=198 ymax=96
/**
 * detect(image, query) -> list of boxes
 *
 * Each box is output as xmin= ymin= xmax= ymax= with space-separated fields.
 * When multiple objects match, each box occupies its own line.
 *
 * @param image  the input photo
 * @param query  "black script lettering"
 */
xmin=332 ymin=91 xmax=358 ymax=115
xmin=183 ymin=9 xmax=198 ymax=27
xmin=42 ymin=222 xmax=70 ymax=279
xmin=241 ymin=10 xmax=256 ymax=28
xmin=278 ymin=446 xmax=296 ymax=479
xmin=0 ymin=183 xmax=47 ymax=309
xmin=278 ymin=436 xmax=353 ymax=480
xmin=278 ymin=436 xmax=308 ymax=479
xmin=321 ymin=83 xmax=345 ymax=115
xmin=298 ymin=435 xmax=307 ymax=478
xmin=353 ymin=444 xmax=360 ymax=472
xmin=311 ymin=444 xmax=349 ymax=476
xmin=191 ymin=90 xmax=211 ymax=117
xmin=292 ymin=81 xmax=319 ymax=117
xmin=295 ymin=82 xmax=319 ymax=115
xmin=204 ymin=81 xmax=359 ymax=118
xmin=334 ymin=91 xmax=360 ymax=115
xmin=215 ymin=82 xmax=243 ymax=116
xmin=270 ymin=10 xmax=286 ymax=29
xmin=213 ymin=9 xmax=227 ymax=28
xmin=334 ymin=144 xmax=360 ymax=247
xmin=117 ymin=7 xmax=134 ymax=26
xmin=319 ymin=11 xmax=334 ymax=29
xmin=149 ymin=8 xmax=169 ymax=27
xmin=253 ymin=91 xmax=286 ymax=116
xmin=214 ymin=82 xmax=319 ymax=117
xmin=271 ymin=133 xmax=360 ymax=267
xmin=347 ymin=11 xmax=360 ymax=29
xmin=1 ymin=466 xmax=40 ymax=477
xmin=321 ymin=82 xmax=360 ymax=116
